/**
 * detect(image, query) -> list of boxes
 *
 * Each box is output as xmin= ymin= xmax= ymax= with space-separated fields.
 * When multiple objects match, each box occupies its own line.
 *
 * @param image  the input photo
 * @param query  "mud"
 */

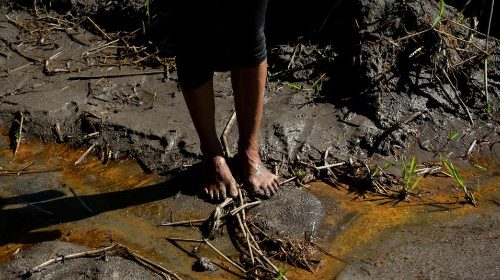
xmin=249 ymin=187 xmax=325 ymax=239
xmin=0 ymin=241 xmax=161 ymax=280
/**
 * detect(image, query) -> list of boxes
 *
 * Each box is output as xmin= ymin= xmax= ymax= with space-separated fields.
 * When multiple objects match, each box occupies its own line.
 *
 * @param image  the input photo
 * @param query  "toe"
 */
xmin=208 ymin=189 xmax=215 ymax=201
xmin=213 ymin=189 xmax=220 ymax=202
xmin=262 ymin=185 xmax=271 ymax=198
xmin=228 ymin=180 xmax=238 ymax=198
xmin=218 ymin=183 xmax=227 ymax=200
xmin=268 ymin=183 xmax=276 ymax=195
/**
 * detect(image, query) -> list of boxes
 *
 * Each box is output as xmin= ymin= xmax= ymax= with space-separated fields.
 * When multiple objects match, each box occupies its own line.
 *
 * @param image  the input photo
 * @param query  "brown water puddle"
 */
xmin=0 ymin=134 xmax=498 ymax=279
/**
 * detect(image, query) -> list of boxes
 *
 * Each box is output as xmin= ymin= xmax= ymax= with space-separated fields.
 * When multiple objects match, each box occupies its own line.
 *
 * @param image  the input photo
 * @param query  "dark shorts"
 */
xmin=173 ymin=0 xmax=268 ymax=90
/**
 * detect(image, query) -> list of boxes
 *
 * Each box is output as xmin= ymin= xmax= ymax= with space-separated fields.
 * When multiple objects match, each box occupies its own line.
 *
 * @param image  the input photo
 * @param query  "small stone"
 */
xmin=193 ymin=257 xmax=218 ymax=272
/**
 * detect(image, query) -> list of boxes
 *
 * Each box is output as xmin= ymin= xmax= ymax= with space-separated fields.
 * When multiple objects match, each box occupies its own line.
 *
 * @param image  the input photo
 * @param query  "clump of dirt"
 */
xmin=0 ymin=241 xmax=163 ymax=280
xmin=351 ymin=0 xmax=499 ymax=128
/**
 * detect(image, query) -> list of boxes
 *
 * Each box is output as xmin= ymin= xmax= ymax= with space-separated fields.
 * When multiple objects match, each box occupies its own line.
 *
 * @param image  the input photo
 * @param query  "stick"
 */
xmin=464 ymin=140 xmax=477 ymax=159
xmin=245 ymin=230 xmax=254 ymax=265
xmin=484 ymin=0 xmax=496 ymax=105
xmin=318 ymin=0 xmax=344 ymax=33
xmin=30 ymin=244 xmax=118 ymax=273
xmin=126 ymin=249 xmax=182 ymax=280
xmin=315 ymin=162 xmax=346 ymax=170
xmin=82 ymin=39 xmax=119 ymax=57
xmin=287 ymin=44 xmax=300 ymax=70
xmin=6 ymin=62 xmax=34 ymax=75
xmin=165 ymin=237 xmax=204 ymax=243
xmin=14 ymin=112 xmax=24 ymax=156
xmin=85 ymin=16 xmax=111 ymax=40
xmin=237 ymin=188 xmax=246 ymax=221
xmin=204 ymin=239 xmax=246 ymax=273
xmin=440 ymin=69 xmax=474 ymax=126
xmin=279 ymin=176 xmax=297 ymax=186
xmin=68 ymin=186 xmax=93 ymax=213
xmin=83 ymin=132 xmax=100 ymax=139
xmin=220 ymin=111 xmax=237 ymax=158
xmin=25 ymin=202 xmax=56 ymax=216
xmin=241 ymin=222 xmax=255 ymax=265
xmin=68 ymin=70 xmax=165 ymax=80
xmin=74 ymin=143 xmax=96 ymax=165
xmin=230 ymin=201 xmax=261 ymax=216
xmin=235 ymin=212 xmax=247 ymax=238
xmin=0 ymin=167 xmax=63 ymax=176
xmin=158 ymin=219 xmax=206 ymax=226
xmin=415 ymin=166 xmax=441 ymax=176
xmin=249 ymin=243 xmax=288 ymax=280
xmin=54 ymin=121 xmax=64 ymax=142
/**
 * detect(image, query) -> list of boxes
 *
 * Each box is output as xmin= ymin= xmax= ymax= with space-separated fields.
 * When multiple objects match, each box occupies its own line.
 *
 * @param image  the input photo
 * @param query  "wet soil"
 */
xmin=0 ymin=134 xmax=498 ymax=279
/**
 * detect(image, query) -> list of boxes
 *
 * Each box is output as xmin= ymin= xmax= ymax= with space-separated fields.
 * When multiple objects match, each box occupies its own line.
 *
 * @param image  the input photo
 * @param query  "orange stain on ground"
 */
xmin=0 ymin=132 xmax=498 ymax=279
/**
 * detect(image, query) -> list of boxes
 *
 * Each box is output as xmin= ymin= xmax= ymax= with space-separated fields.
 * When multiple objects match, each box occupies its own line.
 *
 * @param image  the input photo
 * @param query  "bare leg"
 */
xmin=182 ymin=79 xmax=238 ymax=201
xmin=232 ymin=59 xmax=279 ymax=197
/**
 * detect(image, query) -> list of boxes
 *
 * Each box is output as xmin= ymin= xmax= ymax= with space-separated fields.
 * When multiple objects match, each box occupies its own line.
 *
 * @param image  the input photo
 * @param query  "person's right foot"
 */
xmin=202 ymin=155 xmax=238 ymax=202
xmin=239 ymin=148 xmax=279 ymax=198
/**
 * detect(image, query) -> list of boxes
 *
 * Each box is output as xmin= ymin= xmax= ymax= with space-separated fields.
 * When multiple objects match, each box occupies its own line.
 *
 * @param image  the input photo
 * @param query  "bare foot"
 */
xmin=203 ymin=155 xmax=238 ymax=202
xmin=239 ymin=149 xmax=279 ymax=198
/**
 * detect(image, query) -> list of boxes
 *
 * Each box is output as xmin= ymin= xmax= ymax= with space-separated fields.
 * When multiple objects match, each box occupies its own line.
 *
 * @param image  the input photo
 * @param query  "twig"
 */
xmin=85 ymin=16 xmax=111 ymax=40
xmin=237 ymin=187 xmax=246 ymax=220
xmin=53 ymin=121 xmax=64 ymax=142
xmin=82 ymin=39 xmax=119 ymax=57
xmin=315 ymin=162 xmax=346 ymax=171
xmin=310 ymin=242 xmax=346 ymax=263
xmin=68 ymin=186 xmax=93 ymax=213
xmin=244 ymin=222 xmax=262 ymax=252
xmin=165 ymin=237 xmax=204 ymax=243
xmin=230 ymin=201 xmax=262 ymax=216
xmin=270 ymin=59 xmax=325 ymax=78
xmin=158 ymin=219 xmax=206 ymax=226
xmin=463 ymin=140 xmax=477 ymax=159
xmin=30 ymin=244 xmax=118 ymax=274
xmin=249 ymin=243 xmax=288 ymax=280
xmin=415 ymin=166 xmax=442 ymax=176
xmin=0 ymin=167 xmax=63 ymax=176
xmin=220 ymin=111 xmax=237 ymax=158
xmin=6 ymin=62 xmax=34 ymax=75
xmin=204 ymin=239 xmax=246 ymax=274
xmin=74 ymin=143 xmax=96 ymax=165
xmin=484 ymin=0 xmax=496 ymax=106
xmin=245 ymin=229 xmax=254 ymax=265
xmin=240 ymin=220 xmax=255 ymax=265
xmin=83 ymin=132 xmax=100 ymax=139
xmin=28 ymin=244 xmax=182 ymax=280
xmin=68 ymin=70 xmax=165 ymax=80
xmin=440 ymin=69 xmax=474 ymax=126
xmin=319 ymin=0 xmax=344 ymax=33
xmin=209 ymin=197 xmax=233 ymax=231
xmin=126 ymin=249 xmax=182 ymax=280
xmin=279 ymin=176 xmax=297 ymax=186
xmin=25 ymin=202 xmax=56 ymax=216
xmin=235 ymin=212 xmax=247 ymax=238
xmin=14 ymin=112 xmax=24 ymax=156
xmin=287 ymin=43 xmax=300 ymax=70
xmin=395 ymin=29 xmax=430 ymax=42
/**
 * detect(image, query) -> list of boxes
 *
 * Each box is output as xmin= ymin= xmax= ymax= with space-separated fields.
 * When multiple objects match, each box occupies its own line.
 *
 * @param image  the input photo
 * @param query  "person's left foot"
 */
xmin=239 ymin=148 xmax=279 ymax=198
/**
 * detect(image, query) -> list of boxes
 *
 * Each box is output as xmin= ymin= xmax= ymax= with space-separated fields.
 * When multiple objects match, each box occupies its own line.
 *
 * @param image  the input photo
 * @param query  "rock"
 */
xmin=193 ymin=257 xmax=218 ymax=272
xmin=248 ymin=188 xmax=324 ymax=240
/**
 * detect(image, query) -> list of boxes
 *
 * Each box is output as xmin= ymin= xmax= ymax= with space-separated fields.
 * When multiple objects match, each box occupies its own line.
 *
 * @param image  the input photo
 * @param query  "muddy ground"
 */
xmin=0 ymin=0 xmax=499 ymax=279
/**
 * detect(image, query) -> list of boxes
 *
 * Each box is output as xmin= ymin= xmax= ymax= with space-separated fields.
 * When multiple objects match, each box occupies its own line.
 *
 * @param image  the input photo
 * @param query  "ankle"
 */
xmin=200 ymin=142 xmax=224 ymax=158
xmin=238 ymin=146 xmax=261 ymax=164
